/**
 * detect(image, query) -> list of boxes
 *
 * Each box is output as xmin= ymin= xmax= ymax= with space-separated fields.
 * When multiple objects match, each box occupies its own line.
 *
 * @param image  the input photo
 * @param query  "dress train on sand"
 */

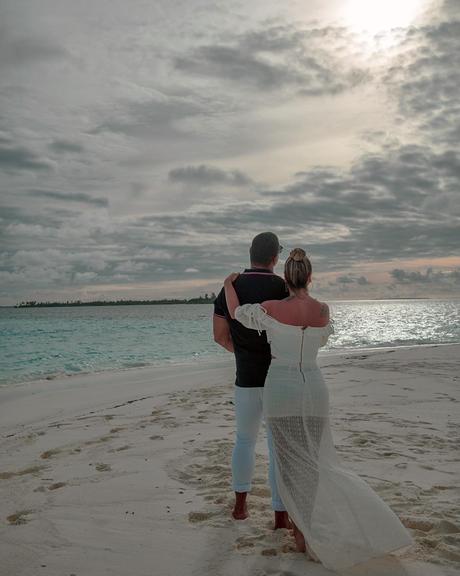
xmin=235 ymin=303 xmax=413 ymax=572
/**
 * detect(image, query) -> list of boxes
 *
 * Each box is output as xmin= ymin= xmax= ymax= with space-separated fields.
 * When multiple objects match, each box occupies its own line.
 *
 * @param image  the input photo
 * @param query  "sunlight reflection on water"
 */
xmin=1 ymin=299 xmax=459 ymax=385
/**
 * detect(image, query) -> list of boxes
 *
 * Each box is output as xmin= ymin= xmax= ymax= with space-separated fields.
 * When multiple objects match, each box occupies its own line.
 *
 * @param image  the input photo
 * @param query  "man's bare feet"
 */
xmin=274 ymin=511 xmax=292 ymax=530
xmin=232 ymin=491 xmax=249 ymax=520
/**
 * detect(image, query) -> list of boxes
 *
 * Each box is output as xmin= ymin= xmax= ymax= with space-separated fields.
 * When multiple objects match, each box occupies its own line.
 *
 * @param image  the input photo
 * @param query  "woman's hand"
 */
xmin=224 ymin=272 xmax=240 ymax=286
xmin=224 ymin=273 xmax=241 ymax=320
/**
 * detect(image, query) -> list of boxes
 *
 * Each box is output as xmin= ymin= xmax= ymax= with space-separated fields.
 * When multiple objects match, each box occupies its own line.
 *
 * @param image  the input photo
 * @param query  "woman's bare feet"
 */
xmin=232 ymin=491 xmax=249 ymax=520
xmin=305 ymin=542 xmax=321 ymax=563
xmin=292 ymin=521 xmax=306 ymax=552
xmin=274 ymin=511 xmax=292 ymax=530
xmin=291 ymin=521 xmax=320 ymax=562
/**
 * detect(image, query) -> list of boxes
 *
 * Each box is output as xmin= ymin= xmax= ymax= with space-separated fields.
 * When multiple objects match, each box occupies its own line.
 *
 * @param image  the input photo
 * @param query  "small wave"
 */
xmin=121 ymin=361 xmax=149 ymax=368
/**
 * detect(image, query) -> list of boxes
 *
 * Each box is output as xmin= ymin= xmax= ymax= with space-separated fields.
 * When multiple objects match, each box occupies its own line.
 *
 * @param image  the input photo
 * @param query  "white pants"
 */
xmin=232 ymin=386 xmax=285 ymax=511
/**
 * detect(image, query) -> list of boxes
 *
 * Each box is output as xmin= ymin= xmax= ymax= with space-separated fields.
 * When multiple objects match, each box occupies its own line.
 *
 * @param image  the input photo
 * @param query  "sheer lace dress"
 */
xmin=235 ymin=303 xmax=413 ymax=571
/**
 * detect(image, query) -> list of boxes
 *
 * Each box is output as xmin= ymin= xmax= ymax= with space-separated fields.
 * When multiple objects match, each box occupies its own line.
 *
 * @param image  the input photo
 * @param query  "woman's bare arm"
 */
xmin=224 ymin=273 xmax=240 ymax=319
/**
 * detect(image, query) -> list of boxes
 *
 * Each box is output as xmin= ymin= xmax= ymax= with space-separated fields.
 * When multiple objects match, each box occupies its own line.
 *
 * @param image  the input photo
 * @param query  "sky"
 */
xmin=1 ymin=0 xmax=459 ymax=305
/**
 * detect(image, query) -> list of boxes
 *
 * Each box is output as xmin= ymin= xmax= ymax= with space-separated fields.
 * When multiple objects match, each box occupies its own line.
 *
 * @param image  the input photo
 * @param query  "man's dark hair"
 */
xmin=249 ymin=232 xmax=280 ymax=266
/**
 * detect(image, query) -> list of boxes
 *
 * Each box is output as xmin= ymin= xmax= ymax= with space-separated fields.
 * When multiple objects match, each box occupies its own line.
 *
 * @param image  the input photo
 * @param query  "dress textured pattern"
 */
xmin=235 ymin=303 xmax=413 ymax=571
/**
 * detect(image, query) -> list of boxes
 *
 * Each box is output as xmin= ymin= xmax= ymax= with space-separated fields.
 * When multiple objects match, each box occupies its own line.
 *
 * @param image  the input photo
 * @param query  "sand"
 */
xmin=0 ymin=345 xmax=459 ymax=576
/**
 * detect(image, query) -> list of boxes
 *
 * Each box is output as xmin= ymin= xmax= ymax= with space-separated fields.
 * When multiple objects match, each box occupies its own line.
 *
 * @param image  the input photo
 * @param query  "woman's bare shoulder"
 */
xmin=306 ymin=297 xmax=329 ymax=325
xmin=261 ymin=299 xmax=277 ymax=314
xmin=308 ymin=295 xmax=328 ymax=309
xmin=318 ymin=301 xmax=330 ymax=324
xmin=261 ymin=298 xmax=290 ymax=312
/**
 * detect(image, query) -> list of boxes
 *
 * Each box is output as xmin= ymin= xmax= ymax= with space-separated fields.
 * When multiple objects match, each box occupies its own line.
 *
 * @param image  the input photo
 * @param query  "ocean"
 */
xmin=1 ymin=299 xmax=459 ymax=386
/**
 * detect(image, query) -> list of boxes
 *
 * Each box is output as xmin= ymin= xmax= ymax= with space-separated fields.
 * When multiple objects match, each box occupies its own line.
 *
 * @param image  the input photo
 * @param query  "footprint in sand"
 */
xmin=84 ymin=435 xmax=112 ymax=446
xmin=235 ymin=533 xmax=266 ymax=550
xmin=235 ymin=539 xmax=255 ymax=550
xmin=95 ymin=463 xmax=112 ymax=472
xmin=188 ymin=511 xmax=215 ymax=523
xmin=261 ymin=548 xmax=278 ymax=556
xmin=401 ymin=516 xmax=434 ymax=532
xmin=7 ymin=510 xmax=33 ymax=525
xmin=0 ymin=465 xmax=46 ymax=479
xmin=40 ymin=448 xmax=62 ymax=459
xmin=430 ymin=520 xmax=460 ymax=535
xmin=48 ymin=481 xmax=67 ymax=490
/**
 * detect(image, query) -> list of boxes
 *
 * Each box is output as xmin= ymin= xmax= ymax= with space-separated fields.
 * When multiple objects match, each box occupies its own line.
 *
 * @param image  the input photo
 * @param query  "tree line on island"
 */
xmin=15 ymin=293 xmax=217 ymax=308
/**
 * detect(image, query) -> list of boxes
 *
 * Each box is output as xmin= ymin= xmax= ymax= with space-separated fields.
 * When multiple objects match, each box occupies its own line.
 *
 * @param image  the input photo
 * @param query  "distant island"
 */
xmin=15 ymin=293 xmax=217 ymax=308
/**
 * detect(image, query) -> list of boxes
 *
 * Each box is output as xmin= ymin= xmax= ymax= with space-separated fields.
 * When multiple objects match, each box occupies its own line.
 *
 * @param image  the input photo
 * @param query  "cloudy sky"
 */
xmin=1 ymin=0 xmax=459 ymax=305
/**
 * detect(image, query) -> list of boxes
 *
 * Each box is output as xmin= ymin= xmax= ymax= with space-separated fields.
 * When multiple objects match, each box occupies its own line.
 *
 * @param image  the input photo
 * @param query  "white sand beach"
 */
xmin=1 ymin=345 xmax=459 ymax=576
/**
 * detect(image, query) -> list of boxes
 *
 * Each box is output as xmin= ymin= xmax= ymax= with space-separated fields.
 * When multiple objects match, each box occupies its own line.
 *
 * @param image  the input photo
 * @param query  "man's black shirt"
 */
xmin=214 ymin=268 xmax=288 ymax=387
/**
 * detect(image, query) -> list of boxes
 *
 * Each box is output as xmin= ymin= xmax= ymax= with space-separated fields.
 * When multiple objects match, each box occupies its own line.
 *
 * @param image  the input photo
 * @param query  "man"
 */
xmin=213 ymin=232 xmax=290 ymax=529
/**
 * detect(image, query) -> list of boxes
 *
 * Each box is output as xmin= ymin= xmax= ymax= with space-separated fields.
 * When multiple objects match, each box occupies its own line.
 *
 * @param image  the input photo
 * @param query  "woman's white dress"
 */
xmin=235 ymin=303 xmax=413 ymax=572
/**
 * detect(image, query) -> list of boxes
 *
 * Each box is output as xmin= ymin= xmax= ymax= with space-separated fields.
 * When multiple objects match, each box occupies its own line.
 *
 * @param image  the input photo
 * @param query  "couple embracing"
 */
xmin=213 ymin=232 xmax=412 ymax=572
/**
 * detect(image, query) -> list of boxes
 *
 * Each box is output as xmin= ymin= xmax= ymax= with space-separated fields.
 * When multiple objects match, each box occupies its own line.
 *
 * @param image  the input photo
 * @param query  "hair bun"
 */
xmin=289 ymin=248 xmax=306 ymax=262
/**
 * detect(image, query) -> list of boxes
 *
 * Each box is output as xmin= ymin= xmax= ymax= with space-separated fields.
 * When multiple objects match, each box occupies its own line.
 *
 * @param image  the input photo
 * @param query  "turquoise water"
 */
xmin=1 ymin=300 xmax=459 ymax=386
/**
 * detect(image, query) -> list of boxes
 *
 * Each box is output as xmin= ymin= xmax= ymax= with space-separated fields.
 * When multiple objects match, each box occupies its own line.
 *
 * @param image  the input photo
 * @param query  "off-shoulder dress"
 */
xmin=235 ymin=303 xmax=413 ymax=571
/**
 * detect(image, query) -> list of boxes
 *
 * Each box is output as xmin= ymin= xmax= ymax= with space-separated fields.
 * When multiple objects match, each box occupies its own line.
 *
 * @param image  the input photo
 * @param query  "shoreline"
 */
xmin=1 ymin=344 xmax=459 ymax=575
xmin=2 ymin=340 xmax=460 ymax=390
xmin=3 ymin=296 xmax=460 ymax=308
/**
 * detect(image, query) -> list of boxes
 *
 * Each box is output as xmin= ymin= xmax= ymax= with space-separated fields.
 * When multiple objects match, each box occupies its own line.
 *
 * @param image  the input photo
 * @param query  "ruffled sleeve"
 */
xmin=320 ymin=320 xmax=334 ymax=347
xmin=234 ymin=303 xmax=269 ymax=333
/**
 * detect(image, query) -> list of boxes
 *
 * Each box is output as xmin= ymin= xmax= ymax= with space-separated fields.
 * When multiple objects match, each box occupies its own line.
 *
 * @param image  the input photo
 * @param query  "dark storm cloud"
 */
xmin=50 ymin=123 xmax=456 ymax=282
xmin=168 ymin=164 xmax=252 ymax=187
xmin=48 ymin=140 xmax=85 ymax=154
xmin=89 ymin=96 xmax=204 ymax=138
xmin=130 ymin=140 xmax=460 ymax=272
xmin=0 ymin=28 xmax=68 ymax=67
xmin=0 ymin=205 xmax=73 ymax=228
xmin=0 ymin=141 xmax=51 ymax=172
xmin=263 ymin=144 xmax=460 ymax=221
xmin=335 ymin=275 xmax=370 ymax=285
xmin=0 ymin=206 xmax=31 ymax=224
xmin=386 ymin=17 xmax=460 ymax=145
xmin=357 ymin=217 xmax=460 ymax=252
xmin=391 ymin=267 xmax=460 ymax=284
xmin=2 ymin=166 xmax=458 ymax=294
xmin=28 ymin=190 xmax=108 ymax=207
xmin=176 ymin=44 xmax=298 ymax=90
xmin=175 ymin=24 xmax=367 ymax=95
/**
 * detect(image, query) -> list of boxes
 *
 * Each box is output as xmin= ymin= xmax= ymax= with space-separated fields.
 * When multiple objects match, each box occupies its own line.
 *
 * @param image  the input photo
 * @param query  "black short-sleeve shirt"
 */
xmin=214 ymin=268 xmax=288 ymax=387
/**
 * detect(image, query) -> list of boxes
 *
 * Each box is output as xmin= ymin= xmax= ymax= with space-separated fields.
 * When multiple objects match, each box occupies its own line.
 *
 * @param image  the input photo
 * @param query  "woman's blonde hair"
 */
xmin=284 ymin=248 xmax=312 ymax=290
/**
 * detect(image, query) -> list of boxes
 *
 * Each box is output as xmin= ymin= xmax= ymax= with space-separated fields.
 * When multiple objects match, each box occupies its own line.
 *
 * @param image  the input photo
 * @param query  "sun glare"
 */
xmin=343 ymin=0 xmax=424 ymax=34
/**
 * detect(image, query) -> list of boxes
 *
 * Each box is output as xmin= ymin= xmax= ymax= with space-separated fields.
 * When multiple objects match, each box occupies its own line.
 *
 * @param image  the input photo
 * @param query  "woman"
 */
xmin=224 ymin=248 xmax=413 ymax=572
